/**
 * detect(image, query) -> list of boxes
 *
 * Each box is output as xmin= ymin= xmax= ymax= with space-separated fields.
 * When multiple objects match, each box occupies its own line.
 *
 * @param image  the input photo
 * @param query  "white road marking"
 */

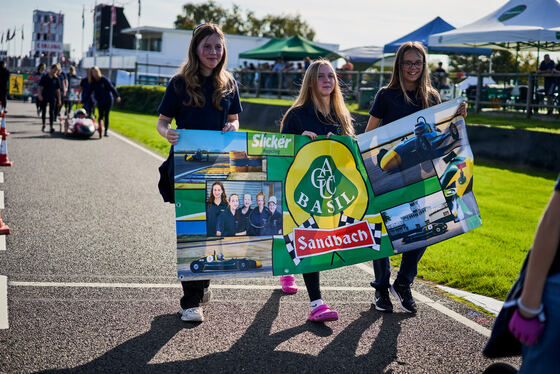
xmin=0 ymin=172 xmax=4 ymax=183
xmin=108 ymin=130 xmax=165 ymax=162
xmin=355 ymin=263 xmax=490 ymax=337
xmin=110 ymin=132 xmax=492 ymax=337
xmin=0 ymin=276 xmax=8 ymax=329
xmin=0 ymin=235 xmax=5 ymax=251
xmin=0 ymin=190 xmax=4 ymax=209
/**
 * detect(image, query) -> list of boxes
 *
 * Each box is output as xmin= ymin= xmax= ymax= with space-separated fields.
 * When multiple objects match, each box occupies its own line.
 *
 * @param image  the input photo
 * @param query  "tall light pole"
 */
xmin=108 ymin=0 xmax=115 ymax=81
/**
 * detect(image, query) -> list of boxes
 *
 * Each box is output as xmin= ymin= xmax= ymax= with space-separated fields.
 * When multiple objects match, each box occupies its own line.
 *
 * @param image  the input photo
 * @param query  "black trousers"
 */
xmin=0 ymin=91 xmax=7 ymax=110
xmin=40 ymin=100 xmax=57 ymax=127
xmin=181 ymin=280 xmax=210 ymax=309
xmin=303 ymin=272 xmax=321 ymax=302
xmin=97 ymin=104 xmax=112 ymax=132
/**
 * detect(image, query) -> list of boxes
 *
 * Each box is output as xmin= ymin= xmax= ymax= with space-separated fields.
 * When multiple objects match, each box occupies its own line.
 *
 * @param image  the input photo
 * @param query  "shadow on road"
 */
xmin=38 ymin=290 xmax=413 ymax=373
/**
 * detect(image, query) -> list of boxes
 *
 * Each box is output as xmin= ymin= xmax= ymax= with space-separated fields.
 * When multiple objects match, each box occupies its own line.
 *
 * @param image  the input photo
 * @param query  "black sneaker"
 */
xmin=390 ymin=283 xmax=417 ymax=314
xmin=373 ymin=288 xmax=393 ymax=312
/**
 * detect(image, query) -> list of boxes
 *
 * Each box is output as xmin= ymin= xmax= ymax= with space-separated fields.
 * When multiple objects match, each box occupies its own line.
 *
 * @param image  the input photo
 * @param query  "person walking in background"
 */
xmin=156 ymin=23 xmax=242 ymax=323
xmin=365 ymin=42 xmax=466 ymax=314
xmin=79 ymin=69 xmax=93 ymax=117
xmin=56 ymin=63 xmax=67 ymax=121
xmin=64 ymin=66 xmax=80 ymax=116
xmin=280 ymin=58 xmax=355 ymax=322
xmin=507 ymin=174 xmax=560 ymax=373
xmin=0 ymin=61 xmax=10 ymax=112
xmin=38 ymin=64 xmax=62 ymax=133
xmin=33 ymin=63 xmax=46 ymax=117
xmin=90 ymin=66 xmax=121 ymax=136
xmin=539 ymin=54 xmax=556 ymax=115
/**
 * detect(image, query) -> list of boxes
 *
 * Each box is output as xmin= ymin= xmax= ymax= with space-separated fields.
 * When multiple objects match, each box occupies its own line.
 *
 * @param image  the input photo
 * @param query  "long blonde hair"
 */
xmin=387 ymin=42 xmax=440 ymax=109
xmin=176 ymin=23 xmax=234 ymax=110
xmin=89 ymin=66 xmax=102 ymax=84
xmin=281 ymin=59 xmax=354 ymax=137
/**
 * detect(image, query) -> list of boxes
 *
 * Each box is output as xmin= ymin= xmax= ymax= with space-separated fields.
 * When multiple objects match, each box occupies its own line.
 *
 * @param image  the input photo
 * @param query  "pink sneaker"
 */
xmin=280 ymin=275 xmax=298 ymax=294
xmin=308 ymin=304 xmax=338 ymax=322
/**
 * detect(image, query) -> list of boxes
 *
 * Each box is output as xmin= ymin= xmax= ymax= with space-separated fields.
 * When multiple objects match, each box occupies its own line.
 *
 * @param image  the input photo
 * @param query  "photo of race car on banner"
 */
xmin=174 ymin=97 xmax=481 ymax=280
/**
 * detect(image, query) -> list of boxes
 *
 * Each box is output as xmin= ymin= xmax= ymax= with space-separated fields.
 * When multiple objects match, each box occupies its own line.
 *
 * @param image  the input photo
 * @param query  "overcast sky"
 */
xmin=3 ymin=0 xmax=509 ymax=59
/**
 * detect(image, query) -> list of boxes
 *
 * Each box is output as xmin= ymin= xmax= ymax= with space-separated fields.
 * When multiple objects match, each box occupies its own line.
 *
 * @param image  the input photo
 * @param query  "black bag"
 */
xmin=483 ymin=253 xmax=530 ymax=358
xmin=157 ymin=149 xmax=175 ymax=204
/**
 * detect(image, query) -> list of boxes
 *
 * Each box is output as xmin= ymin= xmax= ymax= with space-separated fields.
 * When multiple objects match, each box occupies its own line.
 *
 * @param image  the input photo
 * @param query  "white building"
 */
xmin=32 ymin=10 xmax=64 ymax=57
xmin=81 ymin=26 xmax=339 ymax=78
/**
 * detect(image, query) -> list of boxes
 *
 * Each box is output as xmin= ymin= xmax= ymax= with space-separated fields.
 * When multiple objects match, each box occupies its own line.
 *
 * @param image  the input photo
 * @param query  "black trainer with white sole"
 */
xmin=373 ymin=288 xmax=393 ymax=312
xmin=390 ymin=283 xmax=417 ymax=314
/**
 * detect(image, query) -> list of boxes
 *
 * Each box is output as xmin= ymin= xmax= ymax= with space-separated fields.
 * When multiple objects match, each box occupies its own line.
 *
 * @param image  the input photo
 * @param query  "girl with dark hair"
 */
xmin=365 ymin=41 xmax=466 ymax=315
xmin=156 ymin=23 xmax=242 ymax=323
xmin=279 ymin=58 xmax=355 ymax=322
xmin=207 ymin=181 xmax=228 ymax=236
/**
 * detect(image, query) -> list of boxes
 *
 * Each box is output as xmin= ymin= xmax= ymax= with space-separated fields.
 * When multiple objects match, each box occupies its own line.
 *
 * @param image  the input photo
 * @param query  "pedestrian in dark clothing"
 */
xmin=264 ymin=195 xmax=282 ymax=235
xmin=79 ymin=69 xmax=93 ymax=117
xmin=0 ymin=61 xmax=10 ymax=111
xmin=156 ymin=23 xmax=242 ymax=322
xmin=33 ymin=63 xmax=46 ymax=116
xmin=90 ymin=66 xmax=120 ymax=136
xmin=539 ymin=54 xmax=556 ymax=115
xmin=56 ymin=63 xmax=67 ymax=120
xmin=38 ymin=64 xmax=62 ymax=133
xmin=248 ymin=192 xmax=270 ymax=236
xmin=207 ymin=181 xmax=228 ymax=237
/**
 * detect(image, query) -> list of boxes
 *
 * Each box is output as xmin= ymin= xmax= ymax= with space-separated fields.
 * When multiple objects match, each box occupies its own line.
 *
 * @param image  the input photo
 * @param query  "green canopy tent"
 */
xmin=239 ymin=35 xmax=341 ymax=61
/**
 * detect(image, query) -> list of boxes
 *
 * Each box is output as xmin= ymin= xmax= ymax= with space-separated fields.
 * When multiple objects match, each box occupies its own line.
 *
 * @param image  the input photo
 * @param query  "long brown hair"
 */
xmin=208 ymin=181 xmax=226 ymax=205
xmin=176 ymin=23 xmax=234 ymax=110
xmin=281 ymin=59 xmax=354 ymax=137
xmin=387 ymin=42 xmax=440 ymax=109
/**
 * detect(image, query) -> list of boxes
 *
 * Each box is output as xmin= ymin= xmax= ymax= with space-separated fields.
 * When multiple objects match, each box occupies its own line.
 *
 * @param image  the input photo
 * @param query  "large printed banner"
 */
xmin=175 ymin=98 xmax=481 ymax=280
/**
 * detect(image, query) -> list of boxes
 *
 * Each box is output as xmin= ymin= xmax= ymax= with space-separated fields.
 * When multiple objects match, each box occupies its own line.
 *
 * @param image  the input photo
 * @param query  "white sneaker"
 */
xmin=201 ymin=287 xmax=212 ymax=305
xmin=179 ymin=306 xmax=204 ymax=322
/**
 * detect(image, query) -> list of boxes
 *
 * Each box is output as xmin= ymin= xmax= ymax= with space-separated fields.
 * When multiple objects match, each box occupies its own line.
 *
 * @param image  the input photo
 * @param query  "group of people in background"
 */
xmin=538 ymin=53 xmax=560 ymax=115
xmin=205 ymin=182 xmax=282 ymax=238
xmin=33 ymin=63 xmax=120 ymax=135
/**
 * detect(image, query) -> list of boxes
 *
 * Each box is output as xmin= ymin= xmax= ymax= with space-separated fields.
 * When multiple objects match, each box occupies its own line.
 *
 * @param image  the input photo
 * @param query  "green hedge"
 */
xmin=114 ymin=85 xmax=166 ymax=114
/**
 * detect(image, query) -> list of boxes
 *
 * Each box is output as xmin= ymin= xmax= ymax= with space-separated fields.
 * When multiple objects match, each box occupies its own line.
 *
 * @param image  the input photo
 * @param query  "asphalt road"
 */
xmin=0 ymin=101 xmax=521 ymax=373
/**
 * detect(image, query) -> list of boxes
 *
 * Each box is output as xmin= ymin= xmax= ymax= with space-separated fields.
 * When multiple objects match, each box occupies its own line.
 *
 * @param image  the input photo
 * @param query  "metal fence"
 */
xmin=132 ymin=62 xmax=560 ymax=118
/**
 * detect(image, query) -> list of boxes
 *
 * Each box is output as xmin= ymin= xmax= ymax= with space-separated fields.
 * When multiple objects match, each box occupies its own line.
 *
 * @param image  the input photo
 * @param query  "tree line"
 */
xmin=174 ymin=1 xmax=315 ymax=40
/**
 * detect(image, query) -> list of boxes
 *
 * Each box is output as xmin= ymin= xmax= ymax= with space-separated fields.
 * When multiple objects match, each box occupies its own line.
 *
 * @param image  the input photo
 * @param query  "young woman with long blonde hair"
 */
xmin=279 ymin=58 xmax=354 ymax=322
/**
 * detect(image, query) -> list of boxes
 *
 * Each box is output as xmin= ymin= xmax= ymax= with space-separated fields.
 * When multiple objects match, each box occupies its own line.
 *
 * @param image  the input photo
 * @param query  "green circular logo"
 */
xmin=498 ymin=5 xmax=527 ymax=22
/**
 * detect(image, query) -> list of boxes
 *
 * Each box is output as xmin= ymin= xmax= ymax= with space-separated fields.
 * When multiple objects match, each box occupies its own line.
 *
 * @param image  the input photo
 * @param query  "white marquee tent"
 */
xmin=428 ymin=0 xmax=560 ymax=52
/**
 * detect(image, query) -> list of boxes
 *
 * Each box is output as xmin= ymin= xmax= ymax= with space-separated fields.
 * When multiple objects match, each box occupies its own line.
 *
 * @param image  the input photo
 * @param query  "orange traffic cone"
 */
xmin=0 ymin=110 xmax=7 ymax=137
xmin=0 ymin=212 xmax=10 ymax=235
xmin=0 ymin=134 xmax=13 ymax=167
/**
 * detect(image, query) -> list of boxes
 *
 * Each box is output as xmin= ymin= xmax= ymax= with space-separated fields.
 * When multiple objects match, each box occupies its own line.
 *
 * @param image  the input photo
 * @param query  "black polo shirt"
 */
xmin=158 ymin=75 xmax=242 ymax=130
xmin=369 ymin=87 xmax=439 ymax=126
xmin=281 ymin=102 xmax=341 ymax=136
xmin=39 ymin=74 xmax=61 ymax=102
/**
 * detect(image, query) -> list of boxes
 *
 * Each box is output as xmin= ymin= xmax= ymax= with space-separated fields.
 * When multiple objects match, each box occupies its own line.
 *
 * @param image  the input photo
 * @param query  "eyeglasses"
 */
xmin=402 ymin=61 xmax=423 ymax=69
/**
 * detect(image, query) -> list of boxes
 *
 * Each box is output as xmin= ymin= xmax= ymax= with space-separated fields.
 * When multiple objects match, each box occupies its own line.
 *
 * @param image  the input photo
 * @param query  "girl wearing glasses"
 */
xmin=280 ymin=58 xmax=354 ymax=322
xmin=365 ymin=41 xmax=466 ymax=315
xmin=156 ymin=23 xmax=242 ymax=323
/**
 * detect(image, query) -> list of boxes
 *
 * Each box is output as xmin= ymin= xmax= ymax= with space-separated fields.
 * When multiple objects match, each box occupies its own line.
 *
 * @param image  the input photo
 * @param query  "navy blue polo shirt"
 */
xmin=38 ymin=74 xmax=61 ymax=102
xmin=92 ymin=76 xmax=119 ymax=107
xmin=281 ymin=102 xmax=341 ymax=136
xmin=369 ymin=87 xmax=439 ymax=126
xmin=158 ymin=75 xmax=242 ymax=130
